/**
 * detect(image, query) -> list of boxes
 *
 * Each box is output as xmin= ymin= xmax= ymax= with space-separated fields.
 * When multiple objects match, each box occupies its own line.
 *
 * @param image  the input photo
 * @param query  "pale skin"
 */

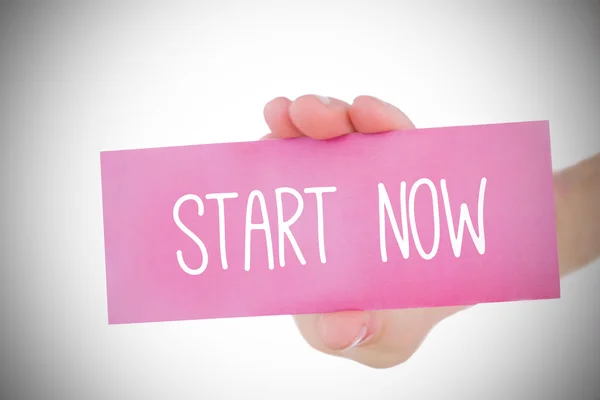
xmin=261 ymin=94 xmax=600 ymax=369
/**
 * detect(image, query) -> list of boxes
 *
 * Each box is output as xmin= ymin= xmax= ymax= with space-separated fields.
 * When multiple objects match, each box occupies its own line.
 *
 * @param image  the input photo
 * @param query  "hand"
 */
xmin=261 ymin=94 xmax=600 ymax=368
xmin=261 ymin=94 xmax=466 ymax=368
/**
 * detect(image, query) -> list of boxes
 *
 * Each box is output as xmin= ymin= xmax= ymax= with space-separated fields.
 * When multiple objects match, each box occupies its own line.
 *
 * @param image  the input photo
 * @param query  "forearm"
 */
xmin=441 ymin=153 xmax=600 ymax=320
xmin=554 ymin=153 xmax=600 ymax=276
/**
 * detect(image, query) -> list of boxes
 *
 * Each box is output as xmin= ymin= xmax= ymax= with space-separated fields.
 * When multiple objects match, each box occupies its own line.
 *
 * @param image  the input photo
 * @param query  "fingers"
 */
xmin=348 ymin=95 xmax=416 ymax=132
xmin=263 ymin=97 xmax=304 ymax=139
xmin=288 ymin=95 xmax=355 ymax=139
xmin=263 ymin=94 xmax=415 ymax=140
xmin=262 ymin=94 xmax=355 ymax=140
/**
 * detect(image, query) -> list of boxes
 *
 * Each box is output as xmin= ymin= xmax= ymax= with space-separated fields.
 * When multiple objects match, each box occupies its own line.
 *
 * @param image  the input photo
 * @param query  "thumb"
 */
xmin=293 ymin=306 xmax=464 ymax=368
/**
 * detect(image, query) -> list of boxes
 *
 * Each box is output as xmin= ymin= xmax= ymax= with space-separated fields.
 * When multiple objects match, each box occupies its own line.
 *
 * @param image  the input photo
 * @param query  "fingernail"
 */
xmin=346 ymin=325 xmax=369 ymax=349
xmin=315 ymin=95 xmax=331 ymax=105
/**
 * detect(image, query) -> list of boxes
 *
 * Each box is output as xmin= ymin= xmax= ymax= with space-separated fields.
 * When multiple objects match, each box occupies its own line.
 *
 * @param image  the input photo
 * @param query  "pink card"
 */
xmin=100 ymin=121 xmax=560 ymax=324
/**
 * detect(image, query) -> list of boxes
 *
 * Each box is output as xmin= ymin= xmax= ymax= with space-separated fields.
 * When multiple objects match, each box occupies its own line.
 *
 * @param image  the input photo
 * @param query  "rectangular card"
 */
xmin=100 ymin=121 xmax=560 ymax=324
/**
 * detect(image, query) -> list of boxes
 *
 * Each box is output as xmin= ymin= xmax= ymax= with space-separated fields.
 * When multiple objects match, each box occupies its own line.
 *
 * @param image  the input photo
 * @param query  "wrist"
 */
xmin=553 ymin=154 xmax=600 ymax=276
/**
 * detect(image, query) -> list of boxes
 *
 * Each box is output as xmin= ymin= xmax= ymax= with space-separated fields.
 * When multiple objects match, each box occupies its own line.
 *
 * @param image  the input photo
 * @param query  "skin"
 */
xmin=261 ymin=94 xmax=600 ymax=369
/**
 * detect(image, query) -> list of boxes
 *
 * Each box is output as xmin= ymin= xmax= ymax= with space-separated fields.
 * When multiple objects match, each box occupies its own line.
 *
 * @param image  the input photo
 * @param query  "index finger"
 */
xmin=349 ymin=95 xmax=416 ymax=133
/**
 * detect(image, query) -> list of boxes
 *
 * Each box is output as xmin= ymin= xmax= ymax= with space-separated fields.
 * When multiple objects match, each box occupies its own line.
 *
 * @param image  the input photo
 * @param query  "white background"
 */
xmin=1 ymin=1 xmax=599 ymax=399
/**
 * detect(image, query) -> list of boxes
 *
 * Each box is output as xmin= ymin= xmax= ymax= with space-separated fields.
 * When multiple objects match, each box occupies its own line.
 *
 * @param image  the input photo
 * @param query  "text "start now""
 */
xmin=172 ymin=178 xmax=487 ymax=275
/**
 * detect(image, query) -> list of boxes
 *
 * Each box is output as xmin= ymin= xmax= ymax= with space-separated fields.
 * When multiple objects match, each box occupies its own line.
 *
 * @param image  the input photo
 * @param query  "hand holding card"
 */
xmin=100 ymin=120 xmax=560 ymax=325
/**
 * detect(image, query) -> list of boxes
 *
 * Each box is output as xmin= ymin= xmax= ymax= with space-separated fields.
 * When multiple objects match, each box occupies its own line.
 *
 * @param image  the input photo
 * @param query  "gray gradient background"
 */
xmin=1 ymin=0 xmax=599 ymax=399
